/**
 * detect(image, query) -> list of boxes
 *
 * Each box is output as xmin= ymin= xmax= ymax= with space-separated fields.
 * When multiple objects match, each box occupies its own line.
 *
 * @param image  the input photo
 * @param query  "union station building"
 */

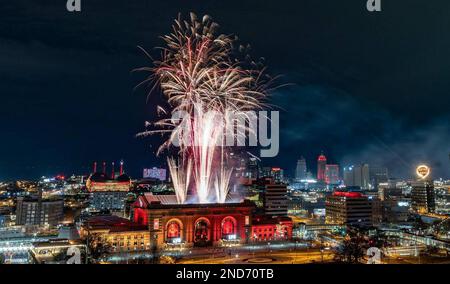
xmin=132 ymin=193 xmax=293 ymax=249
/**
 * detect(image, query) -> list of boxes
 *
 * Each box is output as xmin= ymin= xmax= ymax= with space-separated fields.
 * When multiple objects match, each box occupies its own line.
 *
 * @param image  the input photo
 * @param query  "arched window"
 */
xmin=194 ymin=220 xmax=209 ymax=242
xmin=221 ymin=217 xmax=236 ymax=240
xmin=166 ymin=221 xmax=181 ymax=241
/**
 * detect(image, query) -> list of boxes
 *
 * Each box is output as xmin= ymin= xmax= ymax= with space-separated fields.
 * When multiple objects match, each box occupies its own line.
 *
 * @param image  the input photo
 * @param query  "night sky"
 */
xmin=0 ymin=0 xmax=449 ymax=180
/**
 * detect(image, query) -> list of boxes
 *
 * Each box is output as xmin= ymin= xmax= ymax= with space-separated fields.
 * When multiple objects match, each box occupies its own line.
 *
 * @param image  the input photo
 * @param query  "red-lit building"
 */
xmin=251 ymin=216 xmax=293 ymax=242
xmin=325 ymin=191 xmax=374 ymax=226
xmin=317 ymin=153 xmax=327 ymax=182
xmin=86 ymin=161 xmax=131 ymax=211
xmin=86 ymin=161 xmax=131 ymax=192
xmin=132 ymin=194 xmax=293 ymax=249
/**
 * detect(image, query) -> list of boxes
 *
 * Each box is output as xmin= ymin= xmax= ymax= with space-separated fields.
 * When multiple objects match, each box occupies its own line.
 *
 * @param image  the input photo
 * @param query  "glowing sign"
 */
xmin=416 ymin=165 xmax=430 ymax=179
xmin=226 ymin=234 xmax=236 ymax=240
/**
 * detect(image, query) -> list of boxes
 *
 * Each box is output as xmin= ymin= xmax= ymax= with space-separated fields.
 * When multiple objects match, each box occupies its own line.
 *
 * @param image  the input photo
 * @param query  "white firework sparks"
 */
xmin=137 ymin=13 xmax=271 ymax=204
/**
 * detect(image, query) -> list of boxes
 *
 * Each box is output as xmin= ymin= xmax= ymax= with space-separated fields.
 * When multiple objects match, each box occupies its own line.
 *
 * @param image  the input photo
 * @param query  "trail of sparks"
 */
xmin=168 ymin=157 xmax=192 ymax=204
xmin=137 ymin=13 xmax=270 ymax=204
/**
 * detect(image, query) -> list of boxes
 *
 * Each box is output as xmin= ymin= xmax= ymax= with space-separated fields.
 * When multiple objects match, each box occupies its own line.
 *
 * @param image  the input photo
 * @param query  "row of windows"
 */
xmin=255 ymin=234 xmax=273 ymax=238
xmin=255 ymin=228 xmax=273 ymax=233
xmin=112 ymin=242 xmax=146 ymax=247
xmin=112 ymin=235 xmax=145 ymax=241
xmin=112 ymin=246 xmax=147 ymax=252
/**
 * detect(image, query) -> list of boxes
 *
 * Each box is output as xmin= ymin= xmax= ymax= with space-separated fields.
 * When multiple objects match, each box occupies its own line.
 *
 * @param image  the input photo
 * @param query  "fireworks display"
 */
xmin=137 ymin=13 xmax=270 ymax=204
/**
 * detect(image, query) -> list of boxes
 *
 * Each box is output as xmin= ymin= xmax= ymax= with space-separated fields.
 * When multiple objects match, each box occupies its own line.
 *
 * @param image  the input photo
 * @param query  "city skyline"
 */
xmin=1 ymin=1 xmax=450 ymax=267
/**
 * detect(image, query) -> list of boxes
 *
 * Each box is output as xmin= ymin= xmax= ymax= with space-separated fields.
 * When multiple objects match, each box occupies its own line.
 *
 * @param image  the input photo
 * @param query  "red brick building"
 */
xmin=132 ymin=194 xmax=293 ymax=249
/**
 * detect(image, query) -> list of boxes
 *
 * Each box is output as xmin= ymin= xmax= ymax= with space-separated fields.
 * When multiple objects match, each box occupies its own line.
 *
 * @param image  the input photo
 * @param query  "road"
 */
xmin=177 ymin=248 xmax=334 ymax=264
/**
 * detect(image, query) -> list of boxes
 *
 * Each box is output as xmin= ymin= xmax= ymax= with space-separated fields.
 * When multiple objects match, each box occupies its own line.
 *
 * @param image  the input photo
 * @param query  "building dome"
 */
xmin=89 ymin=172 xmax=109 ymax=182
xmin=318 ymin=154 xmax=327 ymax=161
xmin=116 ymin=174 xmax=131 ymax=182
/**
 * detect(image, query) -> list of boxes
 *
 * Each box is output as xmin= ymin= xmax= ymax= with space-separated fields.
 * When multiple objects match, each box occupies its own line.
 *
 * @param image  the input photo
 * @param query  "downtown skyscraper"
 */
xmin=295 ymin=157 xmax=307 ymax=181
xmin=317 ymin=153 xmax=327 ymax=183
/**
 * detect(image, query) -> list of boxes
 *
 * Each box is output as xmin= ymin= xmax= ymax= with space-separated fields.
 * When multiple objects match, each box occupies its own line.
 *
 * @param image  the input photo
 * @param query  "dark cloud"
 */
xmin=0 ymin=0 xmax=449 ymax=180
xmin=270 ymin=84 xmax=450 ymax=178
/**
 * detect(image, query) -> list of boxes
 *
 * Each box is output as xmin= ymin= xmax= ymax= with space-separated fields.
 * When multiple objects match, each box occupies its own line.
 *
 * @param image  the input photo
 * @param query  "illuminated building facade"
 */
xmin=381 ymin=199 xmax=410 ymax=223
xmin=263 ymin=182 xmax=288 ymax=217
xmin=378 ymin=181 xmax=403 ymax=201
xmin=411 ymin=180 xmax=436 ymax=214
xmin=251 ymin=216 xmax=293 ymax=242
xmin=317 ymin=153 xmax=327 ymax=182
xmin=133 ymin=195 xmax=255 ymax=249
xmin=343 ymin=164 xmax=370 ymax=189
xmin=86 ymin=173 xmax=131 ymax=192
xmin=15 ymin=194 xmax=63 ymax=227
xmin=228 ymin=151 xmax=260 ymax=180
xmin=261 ymin=167 xmax=284 ymax=183
xmin=295 ymin=157 xmax=307 ymax=181
xmin=143 ymin=167 xmax=167 ymax=181
xmin=80 ymin=215 xmax=151 ymax=253
xmin=246 ymin=156 xmax=261 ymax=179
xmin=132 ymin=194 xmax=292 ymax=249
xmin=325 ymin=191 xmax=374 ymax=226
xmin=86 ymin=162 xmax=131 ymax=211
xmin=369 ymin=166 xmax=389 ymax=189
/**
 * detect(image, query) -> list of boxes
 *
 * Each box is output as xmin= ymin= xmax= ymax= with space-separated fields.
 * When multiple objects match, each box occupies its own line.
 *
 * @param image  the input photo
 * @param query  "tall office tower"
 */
xmin=344 ymin=167 xmax=353 ymax=186
xmin=228 ymin=151 xmax=247 ymax=178
xmin=317 ymin=153 xmax=327 ymax=182
xmin=325 ymin=164 xmax=340 ymax=185
xmin=15 ymin=189 xmax=64 ymax=226
xmin=378 ymin=180 xmax=403 ymax=201
xmin=271 ymin=168 xmax=284 ymax=183
xmin=343 ymin=164 xmax=370 ymax=189
xmin=295 ymin=157 xmax=307 ymax=181
xmin=369 ymin=166 xmax=389 ymax=189
xmin=263 ymin=182 xmax=288 ymax=217
xmin=411 ymin=180 xmax=435 ymax=214
xmin=246 ymin=152 xmax=261 ymax=179
xmin=260 ymin=167 xmax=284 ymax=183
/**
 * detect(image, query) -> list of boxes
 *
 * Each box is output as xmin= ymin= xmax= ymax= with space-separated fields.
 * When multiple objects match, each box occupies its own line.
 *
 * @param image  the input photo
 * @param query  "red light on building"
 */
xmin=318 ymin=155 xmax=327 ymax=161
xmin=153 ymin=219 xmax=160 ymax=230
xmin=333 ymin=191 xmax=363 ymax=198
xmin=222 ymin=219 xmax=235 ymax=236
xmin=317 ymin=153 xmax=327 ymax=182
xmin=167 ymin=222 xmax=180 ymax=238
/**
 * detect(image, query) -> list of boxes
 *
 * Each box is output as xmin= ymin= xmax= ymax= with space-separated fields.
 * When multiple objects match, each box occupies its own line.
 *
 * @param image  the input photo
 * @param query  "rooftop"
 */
xmin=134 ymin=193 xmax=254 ymax=210
xmin=83 ymin=215 xmax=147 ymax=232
